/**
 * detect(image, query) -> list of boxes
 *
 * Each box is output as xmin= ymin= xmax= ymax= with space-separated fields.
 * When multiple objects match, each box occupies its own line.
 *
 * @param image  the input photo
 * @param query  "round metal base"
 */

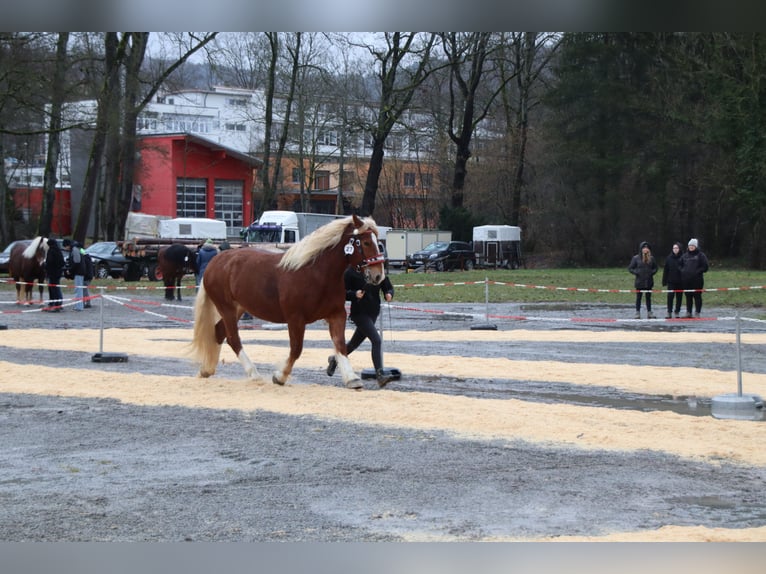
xmin=0 ymin=325 xmax=7 ymax=330
xmin=92 ymin=352 xmax=129 ymax=363
xmin=711 ymin=393 xmax=764 ymax=420
xmin=470 ymin=323 xmax=497 ymax=331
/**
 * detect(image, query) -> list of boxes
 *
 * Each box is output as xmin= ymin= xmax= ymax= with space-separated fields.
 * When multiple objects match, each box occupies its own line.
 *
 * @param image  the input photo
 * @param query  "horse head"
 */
xmin=345 ymin=214 xmax=386 ymax=285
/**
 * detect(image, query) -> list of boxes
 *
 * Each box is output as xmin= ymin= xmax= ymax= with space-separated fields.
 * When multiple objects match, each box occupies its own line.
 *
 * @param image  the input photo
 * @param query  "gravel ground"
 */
xmin=1 ymin=285 xmax=765 ymax=543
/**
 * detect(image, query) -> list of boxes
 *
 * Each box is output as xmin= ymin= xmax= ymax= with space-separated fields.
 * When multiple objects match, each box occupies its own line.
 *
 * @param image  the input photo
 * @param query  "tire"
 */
xmin=464 ymin=258 xmax=475 ymax=271
xmin=435 ymin=260 xmax=445 ymax=272
xmin=148 ymin=263 xmax=160 ymax=282
xmin=96 ymin=264 xmax=110 ymax=280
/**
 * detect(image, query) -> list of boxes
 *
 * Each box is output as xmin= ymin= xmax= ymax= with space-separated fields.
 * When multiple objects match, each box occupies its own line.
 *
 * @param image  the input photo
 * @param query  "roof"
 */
xmin=138 ymin=132 xmax=262 ymax=167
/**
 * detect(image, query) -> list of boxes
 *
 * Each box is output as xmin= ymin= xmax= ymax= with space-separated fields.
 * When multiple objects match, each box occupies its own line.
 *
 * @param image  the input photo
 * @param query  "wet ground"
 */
xmin=1 ymin=287 xmax=765 ymax=541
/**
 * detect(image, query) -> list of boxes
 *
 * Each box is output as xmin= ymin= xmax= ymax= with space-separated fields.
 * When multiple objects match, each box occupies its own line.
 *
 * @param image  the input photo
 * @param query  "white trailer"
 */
xmin=473 ymin=224 xmax=523 ymax=269
xmin=241 ymin=210 xmax=346 ymax=244
xmin=385 ymin=229 xmax=452 ymax=267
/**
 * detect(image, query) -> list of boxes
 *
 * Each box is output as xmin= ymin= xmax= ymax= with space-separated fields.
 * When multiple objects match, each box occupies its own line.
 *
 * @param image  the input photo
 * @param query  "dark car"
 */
xmin=85 ymin=241 xmax=129 ymax=279
xmin=406 ymin=240 xmax=476 ymax=271
xmin=0 ymin=240 xmax=24 ymax=274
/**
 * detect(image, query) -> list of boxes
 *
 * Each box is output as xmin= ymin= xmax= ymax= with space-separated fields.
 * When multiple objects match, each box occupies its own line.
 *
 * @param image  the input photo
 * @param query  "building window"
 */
xmin=422 ymin=173 xmax=433 ymax=189
xmin=314 ymin=170 xmax=330 ymax=191
xmin=227 ymin=98 xmax=247 ymax=106
xmin=225 ymin=123 xmax=246 ymax=132
xmin=404 ymin=172 xmax=416 ymax=188
xmin=176 ymin=178 xmax=207 ymax=218
xmin=214 ymin=179 xmax=244 ymax=234
xmin=292 ymin=168 xmax=302 ymax=184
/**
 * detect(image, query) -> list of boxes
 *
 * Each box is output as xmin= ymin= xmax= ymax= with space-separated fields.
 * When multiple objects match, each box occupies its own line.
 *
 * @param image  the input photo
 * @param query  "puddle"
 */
xmin=397 ymin=376 xmax=766 ymax=421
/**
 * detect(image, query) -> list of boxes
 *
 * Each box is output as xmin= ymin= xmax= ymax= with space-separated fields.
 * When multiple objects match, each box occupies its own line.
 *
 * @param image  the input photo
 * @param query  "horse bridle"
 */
xmin=344 ymin=230 xmax=385 ymax=271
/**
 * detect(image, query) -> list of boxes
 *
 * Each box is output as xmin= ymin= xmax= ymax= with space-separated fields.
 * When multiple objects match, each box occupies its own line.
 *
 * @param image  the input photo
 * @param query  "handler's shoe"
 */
xmin=634 ymin=312 xmax=641 ymax=319
xmin=648 ymin=312 xmax=656 ymax=319
xmin=376 ymin=369 xmax=395 ymax=388
xmin=326 ymin=355 xmax=337 ymax=377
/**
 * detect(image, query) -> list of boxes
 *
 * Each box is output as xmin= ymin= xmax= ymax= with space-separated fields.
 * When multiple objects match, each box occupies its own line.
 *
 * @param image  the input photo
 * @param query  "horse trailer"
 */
xmin=473 ymin=225 xmax=523 ymax=269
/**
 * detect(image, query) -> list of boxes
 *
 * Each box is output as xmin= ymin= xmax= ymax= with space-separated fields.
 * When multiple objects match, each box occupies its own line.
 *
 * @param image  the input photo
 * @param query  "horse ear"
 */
xmin=352 ymin=214 xmax=363 ymax=227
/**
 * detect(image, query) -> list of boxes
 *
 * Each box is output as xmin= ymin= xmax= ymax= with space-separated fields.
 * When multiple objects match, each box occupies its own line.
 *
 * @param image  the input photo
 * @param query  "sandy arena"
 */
xmin=1 ymin=285 xmax=765 ymax=541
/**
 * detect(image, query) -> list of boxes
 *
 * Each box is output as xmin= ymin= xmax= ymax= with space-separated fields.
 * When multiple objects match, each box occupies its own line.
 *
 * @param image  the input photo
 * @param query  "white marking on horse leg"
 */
xmin=237 ymin=349 xmax=261 ymax=380
xmin=338 ymin=355 xmax=362 ymax=389
xmin=272 ymin=357 xmax=289 ymax=386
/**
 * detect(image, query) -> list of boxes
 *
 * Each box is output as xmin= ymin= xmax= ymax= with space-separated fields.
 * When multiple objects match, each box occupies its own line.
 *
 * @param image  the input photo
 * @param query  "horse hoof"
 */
xmin=198 ymin=370 xmax=213 ymax=378
xmin=272 ymin=375 xmax=285 ymax=386
xmin=345 ymin=378 xmax=363 ymax=390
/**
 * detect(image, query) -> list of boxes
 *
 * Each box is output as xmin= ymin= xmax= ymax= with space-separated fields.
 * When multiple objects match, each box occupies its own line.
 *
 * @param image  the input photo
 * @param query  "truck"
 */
xmin=384 ymin=229 xmax=453 ymax=268
xmin=120 ymin=212 xmax=229 ymax=281
xmin=472 ymin=224 xmax=523 ymax=269
xmin=241 ymin=210 xmax=347 ymax=245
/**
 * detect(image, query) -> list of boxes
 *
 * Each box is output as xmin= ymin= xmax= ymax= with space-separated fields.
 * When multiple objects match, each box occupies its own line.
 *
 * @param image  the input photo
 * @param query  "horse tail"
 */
xmin=190 ymin=280 xmax=222 ymax=377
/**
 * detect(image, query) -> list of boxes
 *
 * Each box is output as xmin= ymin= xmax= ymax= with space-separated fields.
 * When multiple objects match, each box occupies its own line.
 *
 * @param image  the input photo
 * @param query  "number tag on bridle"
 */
xmin=344 ymin=243 xmax=355 ymax=255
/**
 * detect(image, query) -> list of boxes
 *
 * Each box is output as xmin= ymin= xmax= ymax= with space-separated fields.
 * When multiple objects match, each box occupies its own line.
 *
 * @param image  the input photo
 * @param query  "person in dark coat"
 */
xmin=628 ymin=241 xmax=658 ymax=319
xmin=661 ymin=241 xmax=684 ymax=319
xmin=43 ymin=238 xmax=65 ymax=311
xmin=63 ymin=238 xmax=86 ymax=311
xmin=326 ymin=265 xmax=396 ymax=387
xmin=195 ymin=239 xmax=219 ymax=287
xmin=681 ymin=238 xmax=709 ymax=318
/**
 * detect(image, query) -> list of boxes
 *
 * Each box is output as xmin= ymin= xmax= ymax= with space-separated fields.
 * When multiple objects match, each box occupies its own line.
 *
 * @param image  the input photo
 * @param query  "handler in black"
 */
xmin=326 ymin=264 xmax=396 ymax=387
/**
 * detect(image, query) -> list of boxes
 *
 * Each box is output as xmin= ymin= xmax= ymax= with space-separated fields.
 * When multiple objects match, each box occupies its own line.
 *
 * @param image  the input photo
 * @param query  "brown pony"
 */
xmin=8 ymin=237 xmax=49 ymax=304
xmin=190 ymin=214 xmax=386 ymax=389
xmin=157 ymin=244 xmax=198 ymax=301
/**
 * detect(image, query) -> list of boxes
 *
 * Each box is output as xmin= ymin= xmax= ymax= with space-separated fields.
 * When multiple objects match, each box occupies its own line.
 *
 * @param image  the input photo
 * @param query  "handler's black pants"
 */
xmin=346 ymin=313 xmax=383 ymax=371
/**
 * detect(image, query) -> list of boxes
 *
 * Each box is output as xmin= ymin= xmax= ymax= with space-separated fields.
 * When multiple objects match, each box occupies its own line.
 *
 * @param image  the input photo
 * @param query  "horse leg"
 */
xmin=164 ymin=280 xmax=174 ymax=301
xmin=219 ymin=313 xmax=261 ymax=380
xmin=14 ymin=283 xmax=21 ymax=304
xmin=327 ymin=312 xmax=362 ymax=389
xmin=272 ymin=322 xmax=305 ymax=386
xmin=38 ymin=282 xmax=44 ymax=305
xmin=176 ymin=276 xmax=182 ymax=301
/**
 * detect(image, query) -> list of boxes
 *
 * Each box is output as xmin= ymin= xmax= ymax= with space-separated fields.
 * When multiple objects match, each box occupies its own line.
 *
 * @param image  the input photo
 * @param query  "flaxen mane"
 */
xmin=279 ymin=216 xmax=379 ymax=271
xmin=22 ymin=236 xmax=47 ymax=259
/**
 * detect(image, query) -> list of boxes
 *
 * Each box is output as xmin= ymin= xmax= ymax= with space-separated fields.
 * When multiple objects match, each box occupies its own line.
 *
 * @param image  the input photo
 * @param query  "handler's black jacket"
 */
xmin=344 ymin=266 xmax=394 ymax=320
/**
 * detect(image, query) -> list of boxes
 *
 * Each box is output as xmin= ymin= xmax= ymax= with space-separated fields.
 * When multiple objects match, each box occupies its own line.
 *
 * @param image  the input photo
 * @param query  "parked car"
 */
xmin=406 ymin=241 xmax=476 ymax=271
xmin=84 ymin=241 xmax=130 ymax=279
xmin=0 ymin=240 xmax=23 ymax=274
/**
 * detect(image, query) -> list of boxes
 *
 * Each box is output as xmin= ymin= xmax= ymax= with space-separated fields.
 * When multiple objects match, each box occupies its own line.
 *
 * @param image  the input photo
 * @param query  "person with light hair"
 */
xmin=681 ymin=238 xmax=709 ymax=318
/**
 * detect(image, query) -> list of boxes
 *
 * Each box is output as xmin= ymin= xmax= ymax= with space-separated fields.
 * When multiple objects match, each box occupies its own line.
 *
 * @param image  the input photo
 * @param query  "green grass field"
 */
xmin=388 ymin=267 xmax=766 ymax=310
xmin=2 ymin=267 xmax=765 ymax=313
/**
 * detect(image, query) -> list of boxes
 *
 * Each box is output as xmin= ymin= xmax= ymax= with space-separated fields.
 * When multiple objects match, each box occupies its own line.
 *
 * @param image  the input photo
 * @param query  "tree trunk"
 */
xmin=362 ymin=140 xmax=385 ymax=216
xmin=39 ymin=32 xmax=68 ymax=237
xmin=73 ymin=33 xmax=122 ymax=244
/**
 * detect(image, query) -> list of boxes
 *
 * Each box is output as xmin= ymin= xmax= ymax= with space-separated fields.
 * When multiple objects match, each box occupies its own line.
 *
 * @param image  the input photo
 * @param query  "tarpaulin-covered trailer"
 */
xmin=472 ymin=225 xmax=523 ymax=269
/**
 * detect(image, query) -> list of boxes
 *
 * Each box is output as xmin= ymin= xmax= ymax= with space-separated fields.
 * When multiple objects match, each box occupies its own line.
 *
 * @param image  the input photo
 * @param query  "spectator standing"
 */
xmin=196 ymin=239 xmax=219 ymax=286
xmin=326 ymin=265 xmax=396 ymax=387
xmin=681 ymin=238 xmax=709 ymax=318
xmin=628 ymin=241 xmax=658 ymax=319
xmin=661 ymin=242 xmax=684 ymax=319
xmin=63 ymin=239 xmax=85 ymax=311
xmin=81 ymin=244 xmax=94 ymax=308
xmin=43 ymin=238 xmax=65 ymax=312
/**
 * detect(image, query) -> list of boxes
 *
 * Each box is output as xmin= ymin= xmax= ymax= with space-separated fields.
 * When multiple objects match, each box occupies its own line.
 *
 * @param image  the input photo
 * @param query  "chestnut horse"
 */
xmin=8 ymin=237 xmax=49 ymax=304
xmin=157 ymin=244 xmax=198 ymax=301
xmin=190 ymin=215 xmax=386 ymax=389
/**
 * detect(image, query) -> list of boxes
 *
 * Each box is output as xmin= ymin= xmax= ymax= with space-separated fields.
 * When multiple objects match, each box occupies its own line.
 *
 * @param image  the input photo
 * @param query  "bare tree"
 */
xmin=355 ymin=32 xmax=437 ymax=217
xmin=38 ymin=32 xmax=69 ymax=237
xmin=439 ymin=32 xmax=519 ymax=209
xmin=72 ymin=32 xmax=218 ymax=243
